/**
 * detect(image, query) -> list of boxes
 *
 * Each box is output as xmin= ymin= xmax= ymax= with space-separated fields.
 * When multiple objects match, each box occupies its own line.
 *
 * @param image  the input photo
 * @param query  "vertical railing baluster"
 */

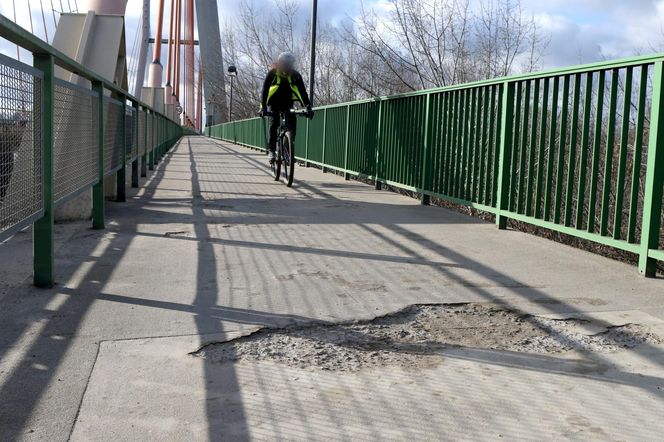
xmin=588 ymin=70 xmax=606 ymax=233
xmin=564 ymin=74 xmax=581 ymax=227
xmin=613 ymin=67 xmax=633 ymax=239
xmin=638 ymin=61 xmax=664 ymax=277
xmin=576 ymin=72 xmax=594 ymax=228
xmin=375 ymin=100 xmax=383 ymax=190
xmin=600 ymin=69 xmax=619 ymax=236
xmin=526 ymin=79 xmax=540 ymax=217
xmin=91 ymin=81 xmax=105 ymax=230
xmin=344 ymin=104 xmax=350 ymax=180
xmin=420 ymin=93 xmax=432 ymax=205
xmin=628 ymin=66 xmax=649 ymax=243
xmin=496 ymin=81 xmax=514 ymax=229
xmin=117 ymin=96 xmax=127 ymax=202
xmin=33 ymin=53 xmax=54 ymax=287
xmin=131 ymin=101 xmax=139 ymax=188
xmin=544 ymin=76 xmax=559 ymax=221
xmin=554 ymin=75 xmax=570 ymax=224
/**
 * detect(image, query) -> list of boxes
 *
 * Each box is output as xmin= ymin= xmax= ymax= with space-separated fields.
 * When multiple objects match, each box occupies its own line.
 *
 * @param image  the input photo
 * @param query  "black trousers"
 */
xmin=268 ymin=110 xmax=296 ymax=152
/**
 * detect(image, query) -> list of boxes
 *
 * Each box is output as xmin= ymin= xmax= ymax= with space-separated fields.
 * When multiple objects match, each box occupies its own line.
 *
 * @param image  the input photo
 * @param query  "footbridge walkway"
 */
xmin=1 ymin=136 xmax=663 ymax=440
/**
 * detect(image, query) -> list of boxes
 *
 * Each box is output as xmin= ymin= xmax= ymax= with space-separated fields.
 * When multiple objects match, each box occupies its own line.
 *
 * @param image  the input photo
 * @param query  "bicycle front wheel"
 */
xmin=272 ymin=140 xmax=281 ymax=181
xmin=282 ymin=131 xmax=295 ymax=187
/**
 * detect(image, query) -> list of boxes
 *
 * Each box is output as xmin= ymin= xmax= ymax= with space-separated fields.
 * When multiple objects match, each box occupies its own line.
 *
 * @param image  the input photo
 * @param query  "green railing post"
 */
xmin=91 ymin=80 xmax=105 ymax=230
xmin=343 ymin=105 xmax=350 ymax=180
xmin=149 ymin=112 xmax=155 ymax=171
xmin=116 ymin=96 xmax=127 ymax=202
xmin=131 ymin=101 xmax=139 ymax=187
xmin=33 ymin=53 xmax=55 ymax=287
xmin=638 ymin=61 xmax=664 ymax=276
xmin=322 ymin=108 xmax=328 ymax=173
xmin=305 ymin=117 xmax=310 ymax=167
xmin=495 ymin=81 xmax=514 ymax=229
xmin=420 ymin=93 xmax=432 ymax=205
xmin=375 ymin=100 xmax=384 ymax=190
xmin=141 ymin=109 xmax=147 ymax=177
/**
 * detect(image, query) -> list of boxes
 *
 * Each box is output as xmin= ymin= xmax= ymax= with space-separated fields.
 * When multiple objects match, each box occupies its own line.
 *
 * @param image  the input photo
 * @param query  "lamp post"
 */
xmin=309 ymin=0 xmax=318 ymax=106
xmin=227 ymin=65 xmax=237 ymax=121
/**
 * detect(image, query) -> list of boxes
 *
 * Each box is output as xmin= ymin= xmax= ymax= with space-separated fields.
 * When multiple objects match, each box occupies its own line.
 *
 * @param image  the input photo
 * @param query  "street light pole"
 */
xmin=309 ymin=0 xmax=318 ymax=107
xmin=227 ymin=65 xmax=237 ymax=121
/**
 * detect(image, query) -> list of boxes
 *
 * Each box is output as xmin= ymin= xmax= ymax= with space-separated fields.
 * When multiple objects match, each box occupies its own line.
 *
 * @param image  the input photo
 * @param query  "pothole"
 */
xmin=192 ymin=304 xmax=662 ymax=372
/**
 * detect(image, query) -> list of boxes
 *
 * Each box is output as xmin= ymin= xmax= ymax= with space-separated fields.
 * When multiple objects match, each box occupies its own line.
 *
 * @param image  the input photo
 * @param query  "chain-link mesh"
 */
xmin=147 ymin=113 xmax=153 ymax=152
xmin=126 ymin=106 xmax=137 ymax=160
xmin=103 ymin=97 xmax=123 ymax=176
xmin=0 ymin=55 xmax=43 ymax=239
xmin=53 ymin=79 xmax=98 ymax=204
xmin=138 ymin=109 xmax=146 ymax=155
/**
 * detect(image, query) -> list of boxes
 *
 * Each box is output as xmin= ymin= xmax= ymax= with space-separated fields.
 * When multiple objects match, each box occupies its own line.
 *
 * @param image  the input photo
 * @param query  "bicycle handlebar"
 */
xmin=263 ymin=109 xmax=310 ymax=118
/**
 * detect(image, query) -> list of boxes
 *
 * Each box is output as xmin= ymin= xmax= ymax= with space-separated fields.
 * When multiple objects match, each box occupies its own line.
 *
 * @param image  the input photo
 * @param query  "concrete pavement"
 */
xmin=0 ymin=136 xmax=663 ymax=441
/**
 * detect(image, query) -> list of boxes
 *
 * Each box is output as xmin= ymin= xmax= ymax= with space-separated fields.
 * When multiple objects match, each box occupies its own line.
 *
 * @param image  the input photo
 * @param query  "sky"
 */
xmin=1 ymin=0 xmax=664 ymax=79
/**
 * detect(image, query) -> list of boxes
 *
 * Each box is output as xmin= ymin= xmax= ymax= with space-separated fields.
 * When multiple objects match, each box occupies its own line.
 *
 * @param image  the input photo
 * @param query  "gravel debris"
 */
xmin=192 ymin=304 xmax=662 ymax=372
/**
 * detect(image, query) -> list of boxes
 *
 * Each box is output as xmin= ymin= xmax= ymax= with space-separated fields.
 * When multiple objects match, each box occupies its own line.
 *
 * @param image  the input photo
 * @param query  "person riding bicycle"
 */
xmin=259 ymin=52 xmax=314 ymax=163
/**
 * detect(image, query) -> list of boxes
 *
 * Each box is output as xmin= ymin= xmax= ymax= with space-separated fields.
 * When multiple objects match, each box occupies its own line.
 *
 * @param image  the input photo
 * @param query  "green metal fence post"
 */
xmin=343 ymin=105 xmax=350 ymax=180
xmin=91 ymin=81 xmax=105 ymax=230
xmin=131 ymin=100 xmax=139 ymax=187
xmin=420 ymin=93 xmax=432 ymax=205
xmin=638 ymin=61 xmax=664 ymax=276
xmin=140 ymin=109 xmax=147 ymax=177
xmin=116 ymin=96 xmax=127 ymax=202
xmin=495 ymin=81 xmax=514 ymax=229
xmin=33 ymin=53 xmax=55 ymax=287
xmin=322 ymin=108 xmax=328 ymax=173
xmin=149 ymin=112 xmax=155 ymax=171
xmin=375 ymin=100 xmax=384 ymax=190
xmin=305 ymin=117 xmax=310 ymax=167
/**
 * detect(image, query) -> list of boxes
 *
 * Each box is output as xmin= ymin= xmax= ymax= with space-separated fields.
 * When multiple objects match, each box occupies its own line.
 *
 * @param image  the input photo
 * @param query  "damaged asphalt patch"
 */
xmin=191 ymin=303 xmax=662 ymax=372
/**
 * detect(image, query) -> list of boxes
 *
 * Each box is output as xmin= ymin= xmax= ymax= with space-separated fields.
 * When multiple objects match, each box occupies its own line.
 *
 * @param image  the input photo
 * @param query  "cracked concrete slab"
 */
xmin=71 ymin=314 xmax=664 ymax=441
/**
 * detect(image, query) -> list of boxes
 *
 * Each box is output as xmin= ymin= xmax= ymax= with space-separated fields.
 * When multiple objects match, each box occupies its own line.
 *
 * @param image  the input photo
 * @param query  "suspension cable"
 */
xmin=39 ymin=0 xmax=49 ymax=41
xmin=50 ymin=0 xmax=57 ymax=27
xmin=26 ymin=0 xmax=35 ymax=34
xmin=12 ymin=0 xmax=20 ymax=61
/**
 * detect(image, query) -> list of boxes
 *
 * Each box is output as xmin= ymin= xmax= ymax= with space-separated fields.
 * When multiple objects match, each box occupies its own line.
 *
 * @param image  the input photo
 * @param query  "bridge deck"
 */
xmin=1 ymin=136 xmax=663 ymax=441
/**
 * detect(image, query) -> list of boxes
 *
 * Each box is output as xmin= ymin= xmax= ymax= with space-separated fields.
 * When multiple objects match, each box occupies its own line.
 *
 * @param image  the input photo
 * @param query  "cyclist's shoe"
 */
xmin=268 ymin=151 xmax=276 ymax=164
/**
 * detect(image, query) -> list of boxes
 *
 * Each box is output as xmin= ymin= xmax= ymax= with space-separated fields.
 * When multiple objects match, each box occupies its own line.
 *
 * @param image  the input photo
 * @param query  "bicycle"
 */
xmin=263 ymin=109 xmax=309 ymax=187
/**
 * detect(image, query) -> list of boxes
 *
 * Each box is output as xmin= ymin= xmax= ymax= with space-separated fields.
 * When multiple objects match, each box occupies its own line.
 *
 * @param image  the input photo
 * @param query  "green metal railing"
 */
xmin=206 ymin=53 xmax=664 ymax=277
xmin=0 ymin=15 xmax=184 ymax=286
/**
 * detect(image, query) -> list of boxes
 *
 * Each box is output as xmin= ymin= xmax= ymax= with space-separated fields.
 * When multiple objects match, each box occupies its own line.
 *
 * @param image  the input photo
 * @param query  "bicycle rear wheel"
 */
xmin=282 ymin=131 xmax=295 ymax=187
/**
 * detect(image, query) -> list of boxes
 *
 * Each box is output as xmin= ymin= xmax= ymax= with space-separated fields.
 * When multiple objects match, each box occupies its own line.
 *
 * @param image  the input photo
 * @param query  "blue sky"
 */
xmin=2 ymin=0 xmax=664 ymax=72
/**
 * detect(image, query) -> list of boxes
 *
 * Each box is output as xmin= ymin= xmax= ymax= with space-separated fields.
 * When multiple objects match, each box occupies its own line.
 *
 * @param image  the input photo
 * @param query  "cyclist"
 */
xmin=259 ymin=52 xmax=314 ymax=163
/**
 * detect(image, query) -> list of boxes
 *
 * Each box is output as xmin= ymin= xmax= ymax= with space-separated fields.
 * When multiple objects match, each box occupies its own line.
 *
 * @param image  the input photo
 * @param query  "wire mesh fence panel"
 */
xmin=53 ymin=78 xmax=98 ymax=205
xmin=147 ymin=113 xmax=153 ymax=152
xmin=138 ymin=109 xmax=146 ymax=155
xmin=126 ymin=106 xmax=136 ymax=160
xmin=103 ymin=97 xmax=123 ymax=176
xmin=0 ymin=55 xmax=43 ymax=240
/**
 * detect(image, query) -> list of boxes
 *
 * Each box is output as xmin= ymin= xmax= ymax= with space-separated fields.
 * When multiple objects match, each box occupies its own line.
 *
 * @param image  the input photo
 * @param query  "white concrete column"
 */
xmin=85 ymin=0 xmax=128 ymax=15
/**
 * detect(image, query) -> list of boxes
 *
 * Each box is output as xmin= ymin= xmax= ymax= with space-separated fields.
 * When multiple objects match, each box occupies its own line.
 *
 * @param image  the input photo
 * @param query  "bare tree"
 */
xmin=218 ymin=0 xmax=548 ymax=119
